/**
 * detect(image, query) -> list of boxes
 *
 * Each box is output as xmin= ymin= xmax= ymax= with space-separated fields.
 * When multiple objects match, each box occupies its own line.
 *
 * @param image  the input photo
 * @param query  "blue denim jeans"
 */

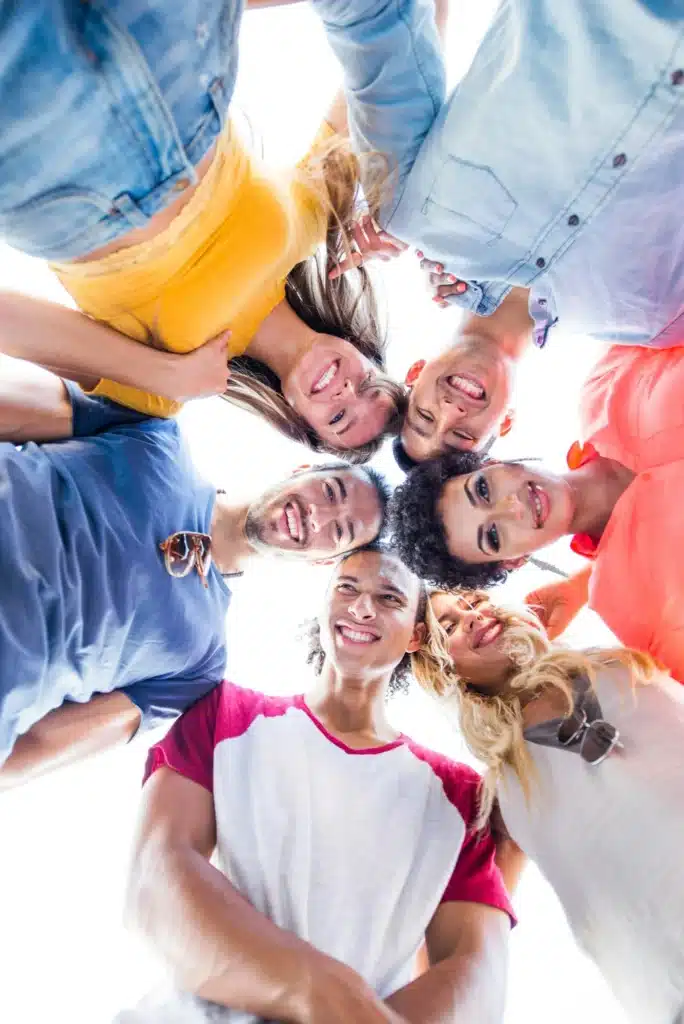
xmin=0 ymin=0 xmax=244 ymax=259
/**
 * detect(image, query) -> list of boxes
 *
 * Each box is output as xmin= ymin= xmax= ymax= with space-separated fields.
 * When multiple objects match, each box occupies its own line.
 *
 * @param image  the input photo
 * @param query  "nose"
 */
xmin=497 ymin=493 xmax=525 ymax=521
xmin=333 ymin=377 xmax=356 ymax=400
xmin=348 ymin=592 xmax=376 ymax=621
xmin=307 ymin=502 xmax=335 ymax=534
xmin=461 ymin=607 xmax=485 ymax=632
xmin=437 ymin=401 xmax=468 ymax=434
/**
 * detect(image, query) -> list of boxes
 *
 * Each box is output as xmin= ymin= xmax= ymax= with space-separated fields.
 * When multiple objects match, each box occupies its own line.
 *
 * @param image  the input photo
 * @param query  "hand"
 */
xmin=417 ymin=252 xmax=468 ymax=308
xmin=525 ymin=577 xmax=587 ymax=640
xmin=329 ymin=214 xmax=408 ymax=279
xmin=165 ymin=331 xmax=232 ymax=402
xmin=292 ymin=952 xmax=407 ymax=1024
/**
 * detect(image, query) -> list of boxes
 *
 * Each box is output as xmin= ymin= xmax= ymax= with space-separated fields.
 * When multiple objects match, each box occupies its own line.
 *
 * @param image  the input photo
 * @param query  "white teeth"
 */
xmin=530 ymin=486 xmax=543 ymax=527
xmin=286 ymin=507 xmax=299 ymax=540
xmin=339 ymin=626 xmax=377 ymax=643
xmin=312 ymin=363 xmax=337 ymax=393
xmin=448 ymin=375 xmax=485 ymax=400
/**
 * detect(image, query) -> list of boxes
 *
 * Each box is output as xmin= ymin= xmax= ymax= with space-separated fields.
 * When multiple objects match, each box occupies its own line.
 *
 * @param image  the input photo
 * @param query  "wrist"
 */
xmin=266 ymin=944 xmax=323 ymax=1024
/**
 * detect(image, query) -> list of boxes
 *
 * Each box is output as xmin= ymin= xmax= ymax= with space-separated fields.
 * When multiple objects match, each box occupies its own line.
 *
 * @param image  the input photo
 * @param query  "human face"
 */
xmin=438 ymin=461 xmax=574 ymax=566
xmin=401 ymin=337 xmax=514 ymax=460
xmin=245 ymin=467 xmax=383 ymax=560
xmin=320 ymin=550 xmax=423 ymax=678
xmin=282 ymin=336 xmax=397 ymax=450
xmin=429 ymin=591 xmax=516 ymax=685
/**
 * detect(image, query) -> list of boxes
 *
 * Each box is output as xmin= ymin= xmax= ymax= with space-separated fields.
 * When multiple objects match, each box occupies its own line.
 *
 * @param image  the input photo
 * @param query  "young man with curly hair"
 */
xmin=121 ymin=543 xmax=514 ymax=1024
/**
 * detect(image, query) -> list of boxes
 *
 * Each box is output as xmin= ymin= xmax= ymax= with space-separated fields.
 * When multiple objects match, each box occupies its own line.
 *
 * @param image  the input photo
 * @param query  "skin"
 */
xmin=241 ymin=466 xmax=384 ymax=561
xmin=438 ymin=457 xmax=635 ymax=567
xmin=316 ymin=550 xmax=425 ymax=700
xmin=281 ymin=335 xmax=396 ymax=451
xmin=429 ymin=591 xmax=516 ymax=686
xmin=401 ymin=336 xmax=515 ymax=460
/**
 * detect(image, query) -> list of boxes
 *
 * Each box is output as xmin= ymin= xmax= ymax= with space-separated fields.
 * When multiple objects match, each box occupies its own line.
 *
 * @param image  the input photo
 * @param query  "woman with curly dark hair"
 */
xmin=390 ymin=342 xmax=684 ymax=685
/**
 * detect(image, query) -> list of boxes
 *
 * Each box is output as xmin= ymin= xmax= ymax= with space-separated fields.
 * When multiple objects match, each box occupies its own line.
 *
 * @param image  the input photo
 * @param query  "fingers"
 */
xmin=328 ymin=215 xmax=408 ymax=279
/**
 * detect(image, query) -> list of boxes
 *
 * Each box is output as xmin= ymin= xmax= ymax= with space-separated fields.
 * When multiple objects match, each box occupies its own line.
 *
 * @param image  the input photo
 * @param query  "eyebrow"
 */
xmin=464 ymin=477 xmax=488 ymax=555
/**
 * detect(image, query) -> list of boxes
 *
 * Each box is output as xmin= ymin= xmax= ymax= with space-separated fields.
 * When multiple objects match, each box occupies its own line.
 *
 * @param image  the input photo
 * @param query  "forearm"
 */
xmin=128 ymin=844 xmax=319 ymax=1021
xmin=386 ymin=945 xmax=507 ymax=1024
xmin=0 ymin=292 xmax=178 ymax=397
xmin=0 ymin=692 xmax=141 ymax=790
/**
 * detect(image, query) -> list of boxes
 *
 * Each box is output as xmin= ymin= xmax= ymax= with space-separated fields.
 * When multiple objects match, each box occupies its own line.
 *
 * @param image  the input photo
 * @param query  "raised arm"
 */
xmin=0 ymin=363 xmax=74 ymax=442
xmin=385 ymin=901 xmax=509 ymax=1023
xmin=0 ymin=692 xmax=141 ymax=791
xmin=127 ymin=767 xmax=405 ymax=1023
xmin=0 ymin=292 xmax=230 ymax=403
xmin=310 ymin=0 xmax=446 ymax=218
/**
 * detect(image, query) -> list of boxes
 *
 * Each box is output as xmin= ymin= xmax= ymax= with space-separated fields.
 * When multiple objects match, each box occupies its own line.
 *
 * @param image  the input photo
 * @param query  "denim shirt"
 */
xmin=0 ymin=0 xmax=244 ymax=259
xmin=313 ymin=0 xmax=684 ymax=323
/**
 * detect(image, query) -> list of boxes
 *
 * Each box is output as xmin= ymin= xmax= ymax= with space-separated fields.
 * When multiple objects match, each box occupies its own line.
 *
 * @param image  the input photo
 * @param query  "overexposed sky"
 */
xmin=0 ymin=4 xmax=626 ymax=1022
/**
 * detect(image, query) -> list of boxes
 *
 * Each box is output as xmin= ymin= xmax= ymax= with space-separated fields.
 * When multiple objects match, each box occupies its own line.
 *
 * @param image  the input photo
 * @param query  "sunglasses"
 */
xmin=160 ymin=532 xmax=213 ymax=589
xmin=557 ymin=707 xmax=622 ymax=765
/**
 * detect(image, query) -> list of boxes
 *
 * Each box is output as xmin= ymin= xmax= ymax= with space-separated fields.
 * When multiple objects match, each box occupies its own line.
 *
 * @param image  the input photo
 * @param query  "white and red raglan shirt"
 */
xmin=142 ymin=681 xmax=514 ymax=1021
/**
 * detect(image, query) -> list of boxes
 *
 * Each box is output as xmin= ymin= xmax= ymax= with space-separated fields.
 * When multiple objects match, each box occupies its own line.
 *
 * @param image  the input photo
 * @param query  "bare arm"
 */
xmin=0 ymin=692 xmax=141 ymax=791
xmin=386 ymin=901 xmax=509 ymax=1024
xmin=0 ymin=292 xmax=230 ymax=403
xmin=127 ymin=767 xmax=404 ymax=1023
xmin=525 ymin=565 xmax=593 ymax=640
xmin=0 ymin=364 xmax=74 ymax=442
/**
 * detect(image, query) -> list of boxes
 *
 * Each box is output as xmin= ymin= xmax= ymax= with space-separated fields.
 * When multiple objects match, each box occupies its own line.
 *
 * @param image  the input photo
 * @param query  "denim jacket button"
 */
xmin=612 ymin=153 xmax=627 ymax=168
xmin=536 ymin=257 xmax=546 ymax=268
xmin=672 ymin=69 xmax=684 ymax=86
xmin=567 ymin=214 xmax=580 ymax=227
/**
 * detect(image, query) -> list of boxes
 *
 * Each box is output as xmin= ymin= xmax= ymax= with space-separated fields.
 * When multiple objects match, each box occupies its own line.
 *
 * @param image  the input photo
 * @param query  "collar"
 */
xmin=566 ymin=441 xmax=600 ymax=559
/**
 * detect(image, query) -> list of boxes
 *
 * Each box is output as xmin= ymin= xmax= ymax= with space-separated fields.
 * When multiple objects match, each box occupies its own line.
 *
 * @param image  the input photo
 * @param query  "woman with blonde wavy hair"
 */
xmin=413 ymin=589 xmax=684 ymax=1024
xmin=0 ymin=3 xmax=407 ymax=463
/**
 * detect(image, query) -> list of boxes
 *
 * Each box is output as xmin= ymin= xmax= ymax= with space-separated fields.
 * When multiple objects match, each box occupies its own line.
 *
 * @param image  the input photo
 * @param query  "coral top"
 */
xmin=577 ymin=344 xmax=684 ymax=682
xmin=52 ymin=121 xmax=334 ymax=417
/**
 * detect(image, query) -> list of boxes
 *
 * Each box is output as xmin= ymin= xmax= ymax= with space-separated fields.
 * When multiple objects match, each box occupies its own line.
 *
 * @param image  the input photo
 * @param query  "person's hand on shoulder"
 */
xmin=329 ymin=214 xmax=408 ymax=279
xmin=525 ymin=569 xmax=591 ymax=640
xmin=167 ymin=330 xmax=232 ymax=402
xmin=417 ymin=252 xmax=468 ymax=308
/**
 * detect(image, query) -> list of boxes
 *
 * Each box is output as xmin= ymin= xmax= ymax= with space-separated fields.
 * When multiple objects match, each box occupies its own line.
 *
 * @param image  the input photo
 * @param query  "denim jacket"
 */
xmin=313 ymin=0 xmax=684 ymax=318
xmin=0 ymin=0 xmax=244 ymax=260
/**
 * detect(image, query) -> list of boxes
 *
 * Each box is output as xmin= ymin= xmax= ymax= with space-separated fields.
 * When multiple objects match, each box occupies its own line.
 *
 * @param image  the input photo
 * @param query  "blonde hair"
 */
xmin=224 ymin=134 xmax=406 ymax=463
xmin=413 ymin=589 xmax=658 ymax=827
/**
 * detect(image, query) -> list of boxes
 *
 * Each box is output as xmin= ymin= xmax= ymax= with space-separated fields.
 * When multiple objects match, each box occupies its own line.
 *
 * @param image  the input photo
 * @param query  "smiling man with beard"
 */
xmin=0 ymin=368 xmax=389 ymax=791
xmin=122 ymin=544 xmax=513 ymax=1024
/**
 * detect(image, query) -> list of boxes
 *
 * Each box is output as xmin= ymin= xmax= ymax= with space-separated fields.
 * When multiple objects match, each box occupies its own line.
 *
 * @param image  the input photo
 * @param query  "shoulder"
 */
xmin=212 ymin=682 xmax=300 ymax=744
xmin=404 ymin=739 xmax=481 ymax=821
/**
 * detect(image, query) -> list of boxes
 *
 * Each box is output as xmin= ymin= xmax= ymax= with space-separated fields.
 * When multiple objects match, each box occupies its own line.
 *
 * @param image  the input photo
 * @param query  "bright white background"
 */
xmin=0 ymin=4 xmax=627 ymax=1022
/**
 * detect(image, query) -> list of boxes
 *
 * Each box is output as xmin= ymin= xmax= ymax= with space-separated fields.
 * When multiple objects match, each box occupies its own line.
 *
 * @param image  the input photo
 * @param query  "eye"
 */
xmin=337 ymin=582 xmax=356 ymax=594
xmin=444 ymin=620 xmax=456 ymax=636
xmin=381 ymin=593 xmax=402 ymax=605
xmin=418 ymin=407 xmax=434 ymax=423
xmin=475 ymin=474 xmax=490 ymax=503
xmin=334 ymin=522 xmax=343 ymax=543
xmin=329 ymin=410 xmax=345 ymax=426
xmin=323 ymin=482 xmax=335 ymax=503
xmin=486 ymin=523 xmax=500 ymax=554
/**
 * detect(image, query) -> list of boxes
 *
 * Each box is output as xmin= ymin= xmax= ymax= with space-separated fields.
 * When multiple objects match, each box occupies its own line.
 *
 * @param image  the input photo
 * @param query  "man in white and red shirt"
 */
xmin=123 ymin=544 xmax=514 ymax=1024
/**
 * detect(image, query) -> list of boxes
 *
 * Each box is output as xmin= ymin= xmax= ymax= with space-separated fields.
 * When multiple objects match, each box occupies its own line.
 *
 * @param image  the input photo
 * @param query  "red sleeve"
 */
xmin=440 ymin=766 xmax=516 ymax=926
xmin=142 ymin=683 xmax=223 ymax=793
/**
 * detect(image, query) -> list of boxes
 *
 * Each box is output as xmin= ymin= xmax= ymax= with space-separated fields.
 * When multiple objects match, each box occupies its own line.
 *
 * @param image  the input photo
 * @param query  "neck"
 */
xmin=306 ymin=664 xmax=398 ymax=746
xmin=210 ymin=493 xmax=257 ymax=576
xmin=460 ymin=286 xmax=533 ymax=363
xmin=564 ymin=455 xmax=635 ymax=538
xmin=245 ymin=298 xmax=319 ymax=381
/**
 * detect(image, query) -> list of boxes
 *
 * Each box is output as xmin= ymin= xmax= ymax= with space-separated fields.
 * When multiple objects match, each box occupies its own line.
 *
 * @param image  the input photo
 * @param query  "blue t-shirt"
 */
xmin=0 ymin=383 xmax=230 ymax=765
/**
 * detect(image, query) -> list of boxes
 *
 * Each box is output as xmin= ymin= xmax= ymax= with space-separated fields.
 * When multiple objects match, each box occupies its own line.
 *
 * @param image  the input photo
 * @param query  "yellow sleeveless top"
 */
xmin=52 ymin=121 xmax=334 ymax=417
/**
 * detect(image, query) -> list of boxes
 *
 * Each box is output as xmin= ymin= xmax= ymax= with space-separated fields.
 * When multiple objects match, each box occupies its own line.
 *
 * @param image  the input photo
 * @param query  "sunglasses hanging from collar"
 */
xmin=523 ymin=674 xmax=622 ymax=766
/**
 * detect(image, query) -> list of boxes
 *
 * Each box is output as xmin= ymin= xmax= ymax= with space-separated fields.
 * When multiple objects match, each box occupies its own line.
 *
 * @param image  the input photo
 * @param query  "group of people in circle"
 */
xmin=3 ymin=1 xmax=684 ymax=1022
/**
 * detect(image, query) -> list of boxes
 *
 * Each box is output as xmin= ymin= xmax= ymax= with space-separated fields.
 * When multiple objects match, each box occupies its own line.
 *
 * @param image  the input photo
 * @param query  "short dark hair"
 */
xmin=389 ymin=452 xmax=510 ymax=590
xmin=302 ymin=542 xmax=427 ymax=695
xmin=312 ymin=461 xmax=392 ymax=540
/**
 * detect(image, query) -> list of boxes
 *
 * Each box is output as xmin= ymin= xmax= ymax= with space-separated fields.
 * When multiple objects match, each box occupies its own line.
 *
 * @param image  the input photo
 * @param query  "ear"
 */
xmin=404 ymin=360 xmax=426 ymax=388
xmin=405 ymin=621 xmax=427 ymax=654
xmin=498 ymin=410 xmax=515 ymax=438
xmin=501 ymin=555 xmax=528 ymax=571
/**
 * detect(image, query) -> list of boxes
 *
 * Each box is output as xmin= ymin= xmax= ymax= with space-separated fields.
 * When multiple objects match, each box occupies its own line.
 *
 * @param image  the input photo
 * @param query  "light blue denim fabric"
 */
xmin=0 ymin=0 xmax=244 ymax=259
xmin=313 ymin=0 xmax=684 ymax=333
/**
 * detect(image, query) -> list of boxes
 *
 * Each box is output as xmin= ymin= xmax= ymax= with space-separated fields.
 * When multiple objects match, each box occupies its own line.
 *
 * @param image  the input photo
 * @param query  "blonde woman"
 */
xmin=0 ymin=2 xmax=406 ymax=462
xmin=413 ymin=589 xmax=684 ymax=1024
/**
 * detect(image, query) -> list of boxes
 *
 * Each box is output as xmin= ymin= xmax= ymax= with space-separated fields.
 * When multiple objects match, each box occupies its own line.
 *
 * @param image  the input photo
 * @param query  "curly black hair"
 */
xmin=302 ymin=542 xmax=427 ymax=696
xmin=388 ymin=451 xmax=510 ymax=591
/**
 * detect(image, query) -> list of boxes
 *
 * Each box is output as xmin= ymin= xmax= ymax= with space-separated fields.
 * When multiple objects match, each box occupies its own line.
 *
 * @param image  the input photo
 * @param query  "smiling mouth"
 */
xmin=527 ymin=482 xmax=550 ymax=529
xmin=446 ymin=373 xmax=486 ymax=401
xmin=311 ymin=360 xmax=339 ymax=395
xmin=336 ymin=622 xmax=380 ymax=645
xmin=473 ymin=619 xmax=503 ymax=649
xmin=282 ymin=499 xmax=306 ymax=545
